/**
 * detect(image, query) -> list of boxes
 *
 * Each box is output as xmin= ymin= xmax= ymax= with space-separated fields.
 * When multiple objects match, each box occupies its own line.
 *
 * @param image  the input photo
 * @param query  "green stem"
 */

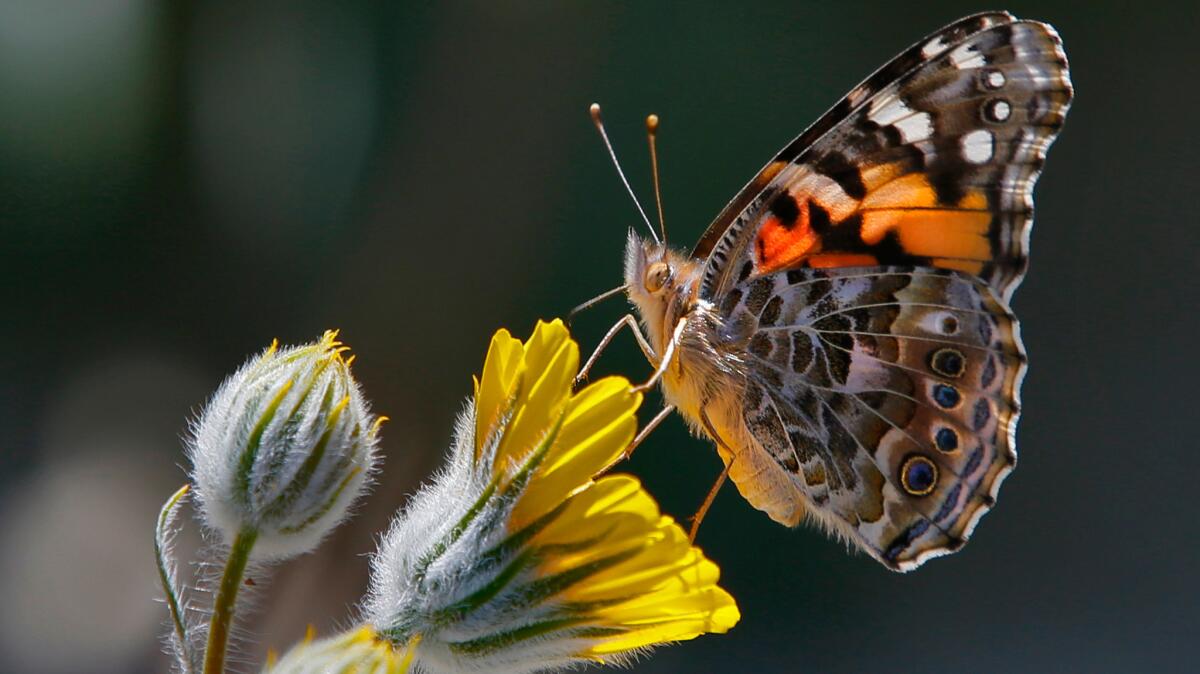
xmin=203 ymin=527 xmax=258 ymax=674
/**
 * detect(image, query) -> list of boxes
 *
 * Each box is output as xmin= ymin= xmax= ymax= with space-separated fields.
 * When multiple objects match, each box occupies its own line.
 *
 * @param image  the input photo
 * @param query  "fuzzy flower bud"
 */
xmin=188 ymin=330 xmax=382 ymax=560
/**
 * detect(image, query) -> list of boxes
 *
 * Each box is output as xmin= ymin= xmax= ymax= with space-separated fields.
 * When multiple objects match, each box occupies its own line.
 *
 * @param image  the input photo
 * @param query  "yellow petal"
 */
xmin=474 ymin=329 xmax=524 ymax=459
xmin=583 ymin=536 xmax=739 ymax=655
xmin=585 ymin=590 xmax=740 ymax=655
xmin=537 ymin=476 xmax=655 ymax=538
xmin=554 ymin=377 xmax=641 ymax=475
xmin=528 ymin=475 xmax=661 ymax=572
xmin=494 ymin=321 xmax=578 ymax=476
xmin=532 ymin=479 xmax=740 ymax=655
xmin=567 ymin=522 xmax=699 ymax=599
xmin=511 ymin=379 xmax=640 ymax=526
xmin=585 ymin=549 xmax=721 ymax=609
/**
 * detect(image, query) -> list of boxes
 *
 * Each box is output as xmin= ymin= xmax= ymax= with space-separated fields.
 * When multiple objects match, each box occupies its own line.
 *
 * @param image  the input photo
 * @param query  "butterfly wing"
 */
xmin=695 ymin=12 xmax=1072 ymax=303
xmin=717 ymin=266 xmax=1024 ymax=570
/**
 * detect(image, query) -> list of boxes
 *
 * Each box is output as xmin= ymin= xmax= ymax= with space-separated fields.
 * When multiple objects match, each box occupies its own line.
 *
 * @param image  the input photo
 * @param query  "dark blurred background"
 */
xmin=2 ymin=1 xmax=1197 ymax=672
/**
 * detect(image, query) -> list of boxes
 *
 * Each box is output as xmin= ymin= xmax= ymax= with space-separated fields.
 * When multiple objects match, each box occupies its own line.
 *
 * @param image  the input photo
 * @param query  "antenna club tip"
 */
xmin=646 ymin=114 xmax=660 ymax=132
xmin=589 ymin=103 xmax=602 ymax=122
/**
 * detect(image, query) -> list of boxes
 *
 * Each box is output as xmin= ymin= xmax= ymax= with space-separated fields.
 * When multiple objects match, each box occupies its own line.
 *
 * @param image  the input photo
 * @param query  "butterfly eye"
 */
xmin=643 ymin=261 xmax=671 ymax=293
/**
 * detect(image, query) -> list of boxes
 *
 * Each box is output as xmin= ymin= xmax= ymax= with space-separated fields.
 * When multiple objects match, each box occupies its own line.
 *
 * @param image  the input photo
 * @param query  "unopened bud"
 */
xmin=188 ymin=331 xmax=382 ymax=560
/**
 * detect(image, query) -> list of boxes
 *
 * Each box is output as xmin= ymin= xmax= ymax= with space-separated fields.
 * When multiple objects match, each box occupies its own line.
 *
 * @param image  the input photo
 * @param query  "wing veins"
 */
xmin=760 ymin=326 xmax=1016 ymax=358
xmin=746 ymin=351 xmax=949 ymax=420
xmin=747 ymin=353 xmax=968 ymax=482
xmin=806 ymin=386 xmax=957 ymax=542
xmin=807 ymin=301 xmax=994 ymax=325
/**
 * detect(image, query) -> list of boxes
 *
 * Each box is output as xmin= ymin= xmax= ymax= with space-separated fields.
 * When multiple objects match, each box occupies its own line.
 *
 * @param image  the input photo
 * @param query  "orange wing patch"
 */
xmin=756 ymin=213 xmax=820 ymax=272
xmin=754 ymin=161 xmax=993 ymax=276
xmin=860 ymin=173 xmax=990 ymax=274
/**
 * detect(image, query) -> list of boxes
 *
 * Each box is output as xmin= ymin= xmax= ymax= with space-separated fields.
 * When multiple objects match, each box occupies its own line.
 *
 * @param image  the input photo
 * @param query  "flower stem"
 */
xmin=203 ymin=526 xmax=258 ymax=674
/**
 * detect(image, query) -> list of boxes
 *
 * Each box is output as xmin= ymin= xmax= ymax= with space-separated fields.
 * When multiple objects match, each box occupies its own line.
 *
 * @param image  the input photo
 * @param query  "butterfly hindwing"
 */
xmin=717 ymin=266 xmax=1024 ymax=570
xmin=697 ymin=12 xmax=1072 ymax=303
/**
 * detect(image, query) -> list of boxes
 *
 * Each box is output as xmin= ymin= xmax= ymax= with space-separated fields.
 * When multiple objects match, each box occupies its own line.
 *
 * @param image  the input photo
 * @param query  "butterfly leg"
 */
xmin=623 ymin=404 xmax=676 ymax=460
xmin=631 ymin=317 xmax=687 ymax=393
xmin=690 ymin=463 xmax=731 ymax=543
xmin=688 ymin=405 xmax=734 ymax=542
xmin=576 ymin=314 xmax=658 ymax=385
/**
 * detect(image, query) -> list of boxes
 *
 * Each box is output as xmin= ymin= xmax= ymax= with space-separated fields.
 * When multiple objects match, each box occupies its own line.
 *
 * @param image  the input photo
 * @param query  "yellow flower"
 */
xmin=355 ymin=319 xmax=739 ymax=673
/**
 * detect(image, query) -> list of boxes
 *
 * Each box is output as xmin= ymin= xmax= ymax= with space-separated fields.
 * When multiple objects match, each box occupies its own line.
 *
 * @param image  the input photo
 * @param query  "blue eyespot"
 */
xmin=935 ymin=427 xmax=958 ymax=452
xmin=900 ymin=455 xmax=938 ymax=496
xmin=929 ymin=348 xmax=965 ymax=378
xmin=932 ymin=384 xmax=961 ymax=408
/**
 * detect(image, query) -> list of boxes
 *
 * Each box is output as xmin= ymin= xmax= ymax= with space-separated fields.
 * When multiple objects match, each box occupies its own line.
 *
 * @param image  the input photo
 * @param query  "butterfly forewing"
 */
xmin=696 ymin=13 xmax=1072 ymax=303
xmin=718 ymin=266 xmax=1025 ymax=570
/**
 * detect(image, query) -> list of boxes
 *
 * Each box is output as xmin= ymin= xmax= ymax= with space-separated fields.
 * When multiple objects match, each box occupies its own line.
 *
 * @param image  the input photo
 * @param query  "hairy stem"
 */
xmin=203 ymin=527 xmax=258 ymax=674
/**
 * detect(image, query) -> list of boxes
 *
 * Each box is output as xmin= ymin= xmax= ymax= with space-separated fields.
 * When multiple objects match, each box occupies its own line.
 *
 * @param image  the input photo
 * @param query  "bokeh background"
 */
xmin=3 ymin=1 xmax=1197 ymax=672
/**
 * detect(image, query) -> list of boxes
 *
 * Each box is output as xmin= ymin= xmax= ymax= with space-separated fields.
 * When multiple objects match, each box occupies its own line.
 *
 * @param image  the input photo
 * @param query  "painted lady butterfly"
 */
xmin=582 ymin=12 xmax=1072 ymax=571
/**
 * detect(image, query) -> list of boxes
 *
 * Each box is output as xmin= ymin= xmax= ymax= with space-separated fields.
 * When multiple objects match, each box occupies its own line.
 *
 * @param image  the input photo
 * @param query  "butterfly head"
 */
xmin=624 ymin=230 xmax=672 ymax=295
xmin=623 ymin=231 xmax=700 ymax=337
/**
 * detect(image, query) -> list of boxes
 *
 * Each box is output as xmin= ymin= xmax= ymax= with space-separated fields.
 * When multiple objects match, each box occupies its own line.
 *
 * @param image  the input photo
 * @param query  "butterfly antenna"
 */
xmin=646 ymin=114 xmax=667 ymax=244
xmin=590 ymin=103 xmax=659 ymax=244
xmin=567 ymin=283 xmax=629 ymax=325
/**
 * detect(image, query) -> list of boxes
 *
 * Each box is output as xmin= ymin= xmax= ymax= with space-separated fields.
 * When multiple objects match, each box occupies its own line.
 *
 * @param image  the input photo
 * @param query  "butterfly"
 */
xmin=581 ymin=12 xmax=1072 ymax=571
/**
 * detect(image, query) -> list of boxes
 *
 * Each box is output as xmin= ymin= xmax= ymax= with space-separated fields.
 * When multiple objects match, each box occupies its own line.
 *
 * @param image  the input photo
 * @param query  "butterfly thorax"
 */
xmin=624 ymin=232 xmax=752 ymax=444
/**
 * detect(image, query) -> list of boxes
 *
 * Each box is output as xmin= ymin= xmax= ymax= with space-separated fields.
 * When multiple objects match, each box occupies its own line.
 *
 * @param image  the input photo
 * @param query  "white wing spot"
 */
xmin=921 ymin=36 xmax=948 ymax=59
xmin=986 ymin=70 xmax=1006 ymax=88
xmin=868 ymin=96 xmax=913 ymax=126
xmin=961 ymin=129 xmax=994 ymax=164
xmin=894 ymin=113 xmax=934 ymax=143
xmin=949 ymin=43 xmax=986 ymax=70
xmin=988 ymin=99 xmax=1011 ymax=122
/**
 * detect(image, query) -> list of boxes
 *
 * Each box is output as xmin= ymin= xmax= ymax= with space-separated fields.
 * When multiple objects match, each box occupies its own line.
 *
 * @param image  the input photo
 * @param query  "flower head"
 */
xmin=361 ymin=319 xmax=738 ymax=673
xmin=188 ymin=330 xmax=382 ymax=560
